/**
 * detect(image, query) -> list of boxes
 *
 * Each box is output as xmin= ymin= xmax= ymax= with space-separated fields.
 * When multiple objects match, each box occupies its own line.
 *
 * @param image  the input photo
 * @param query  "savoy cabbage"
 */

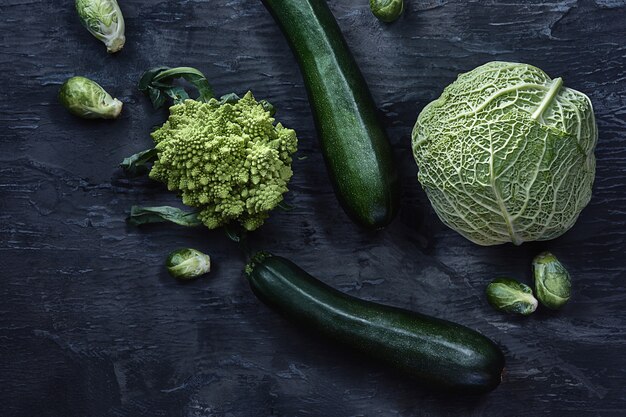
xmin=412 ymin=61 xmax=597 ymax=245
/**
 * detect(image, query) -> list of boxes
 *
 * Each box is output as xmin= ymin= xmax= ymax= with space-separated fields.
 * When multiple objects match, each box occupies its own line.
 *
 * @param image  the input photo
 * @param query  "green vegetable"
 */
xmin=121 ymin=91 xmax=276 ymax=177
xmin=148 ymin=92 xmax=297 ymax=231
xmin=139 ymin=66 xmax=214 ymax=108
xmin=59 ymin=76 xmax=122 ymax=119
xmin=123 ymin=66 xmax=297 ymax=231
xmin=533 ymin=252 xmax=571 ymax=309
xmin=262 ymin=0 xmax=400 ymax=229
xmin=120 ymin=148 xmax=158 ymax=177
xmin=245 ymin=252 xmax=505 ymax=392
xmin=75 ymin=0 xmax=125 ymax=53
xmin=127 ymin=206 xmax=202 ymax=227
xmin=370 ymin=0 xmax=404 ymax=22
xmin=166 ymin=248 xmax=211 ymax=280
xmin=412 ymin=61 xmax=597 ymax=245
xmin=486 ymin=278 xmax=538 ymax=316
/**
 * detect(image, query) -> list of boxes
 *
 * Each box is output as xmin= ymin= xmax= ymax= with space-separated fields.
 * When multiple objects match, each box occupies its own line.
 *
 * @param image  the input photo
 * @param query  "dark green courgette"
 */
xmin=245 ymin=253 xmax=505 ymax=393
xmin=262 ymin=0 xmax=400 ymax=229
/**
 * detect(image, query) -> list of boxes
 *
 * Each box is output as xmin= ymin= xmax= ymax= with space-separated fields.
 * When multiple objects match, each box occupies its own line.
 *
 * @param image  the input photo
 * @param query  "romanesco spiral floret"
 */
xmin=149 ymin=91 xmax=298 ymax=231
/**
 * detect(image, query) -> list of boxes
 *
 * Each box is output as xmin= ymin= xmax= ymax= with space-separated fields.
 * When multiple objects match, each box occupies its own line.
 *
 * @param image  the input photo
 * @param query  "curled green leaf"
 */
xmin=219 ymin=93 xmax=241 ymax=105
xmin=486 ymin=278 xmax=538 ymax=316
xmin=59 ymin=76 xmax=122 ymax=119
xmin=370 ymin=0 xmax=404 ymax=23
xmin=166 ymin=248 xmax=211 ymax=280
xmin=277 ymin=201 xmax=294 ymax=211
xmin=219 ymin=93 xmax=275 ymax=116
xmin=219 ymin=93 xmax=276 ymax=116
xmin=224 ymin=223 xmax=252 ymax=258
xmin=139 ymin=66 xmax=214 ymax=108
xmin=259 ymin=100 xmax=276 ymax=116
xmin=120 ymin=148 xmax=158 ymax=177
xmin=224 ymin=223 xmax=247 ymax=243
xmin=533 ymin=252 xmax=571 ymax=310
xmin=75 ymin=0 xmax=125 ymax=53
xmin=127 ymin=206 xmax=202 ymax=227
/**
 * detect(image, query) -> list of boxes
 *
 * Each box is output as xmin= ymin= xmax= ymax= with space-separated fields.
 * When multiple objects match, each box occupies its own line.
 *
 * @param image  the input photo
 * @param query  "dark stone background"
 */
xmin=1 ymin=0 xmax=625 ymax=416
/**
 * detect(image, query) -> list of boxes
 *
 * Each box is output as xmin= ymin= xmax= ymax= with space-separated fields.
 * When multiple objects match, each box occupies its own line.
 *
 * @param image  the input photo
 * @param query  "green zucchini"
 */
xmin=262 ymin=0 xmax=400 ymax=229
xmin=245 ymin=253 xmax=505 ymax=393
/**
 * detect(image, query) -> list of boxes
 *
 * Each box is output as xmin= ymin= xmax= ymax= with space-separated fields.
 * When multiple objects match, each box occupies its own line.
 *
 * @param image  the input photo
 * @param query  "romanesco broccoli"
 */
xmin=149 ymin=91 xmax=298 ymax=231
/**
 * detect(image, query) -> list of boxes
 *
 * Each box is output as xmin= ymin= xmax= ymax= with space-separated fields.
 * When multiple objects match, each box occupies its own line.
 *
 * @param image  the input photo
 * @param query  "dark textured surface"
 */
xmin=1 ymin=0 xmax=625 ymax=416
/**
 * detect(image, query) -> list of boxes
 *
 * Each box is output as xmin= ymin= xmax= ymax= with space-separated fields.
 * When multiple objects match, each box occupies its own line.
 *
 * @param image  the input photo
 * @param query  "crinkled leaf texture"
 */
xmin=412 ymin=62 xmax=597 ymax=245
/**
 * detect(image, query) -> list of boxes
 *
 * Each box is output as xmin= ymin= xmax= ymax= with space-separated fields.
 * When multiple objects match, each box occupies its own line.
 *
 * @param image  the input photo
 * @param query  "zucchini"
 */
xmin=245 ymin=253 xmax=505 ymax=393
xmin=262 ymin=0 xmax=400 ymax=229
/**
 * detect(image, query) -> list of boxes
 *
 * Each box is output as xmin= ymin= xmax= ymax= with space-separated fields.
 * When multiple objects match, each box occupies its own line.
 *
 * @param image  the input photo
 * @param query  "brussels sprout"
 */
xmin=75 ymin=0 xmax=125 ymax=53
xmin=59 ymin=76 xmax=122 ymax=119
xmin=486 ymin=278 xmax=538 ymax=315
xmin=166 ymin=248 xmax=211 ymax=280
xmin=533 ymin=252 xmax=571 ymax=309
xmin=370 ymin=0 xmax=404 ymax=23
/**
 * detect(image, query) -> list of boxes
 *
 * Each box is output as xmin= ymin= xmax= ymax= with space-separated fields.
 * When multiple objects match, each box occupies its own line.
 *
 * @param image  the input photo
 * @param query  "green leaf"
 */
xmin=219 ymin=93 xmax=241 ymax=105
xmin=163 ymin=86 xmax=189 ymax=104
xmin=224 ymin=224 xmax=245 ymax=243
xmin=218 ymin=93 xmax=275 ymax=116
xmin=127 ymin=206 xmax=202 ymax=227
xmin=277 ymin=201 xmax=294 ymax=211
xmin=259 ymin=99 xmax=276 ymax=116
xmin=147 ymin=86 xmax=166 ymax=109
xmin=138 ymin=66 xmax=169 ymax=91
xmin=224 ymin=224 xmax=251 ymax=258
xmin=120 ymin=148 xmax=158 ymax=177
xmin=138 ymin=66 xmax=214 ymax=109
